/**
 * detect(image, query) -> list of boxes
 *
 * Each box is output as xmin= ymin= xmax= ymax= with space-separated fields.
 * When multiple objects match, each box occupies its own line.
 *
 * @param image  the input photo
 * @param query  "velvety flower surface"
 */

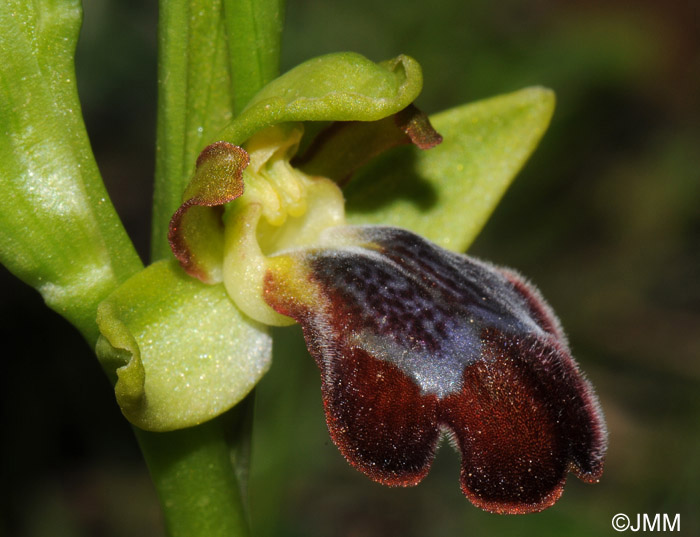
xmin=94 ymin=52 xmax=606 ymax=513
xmin=264 ymin=225 xmax=606 ymax=514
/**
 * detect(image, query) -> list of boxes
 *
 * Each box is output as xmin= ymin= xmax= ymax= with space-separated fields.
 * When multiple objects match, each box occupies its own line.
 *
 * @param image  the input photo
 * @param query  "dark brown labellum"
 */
xmin=264 ymin=225 xmax=607 ymax=514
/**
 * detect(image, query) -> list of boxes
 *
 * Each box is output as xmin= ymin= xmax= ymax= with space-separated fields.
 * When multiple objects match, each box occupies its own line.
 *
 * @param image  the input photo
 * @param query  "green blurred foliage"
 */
xmin=1 ymin=0 xmax=698 ymax=536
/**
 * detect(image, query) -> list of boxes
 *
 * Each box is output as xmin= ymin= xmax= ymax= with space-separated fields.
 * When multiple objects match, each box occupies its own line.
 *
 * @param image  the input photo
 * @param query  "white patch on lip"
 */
xmin=349 ymin=319 xmax=483 ymax=399
xmin=310 ymin=226 xmax=551 ymax=399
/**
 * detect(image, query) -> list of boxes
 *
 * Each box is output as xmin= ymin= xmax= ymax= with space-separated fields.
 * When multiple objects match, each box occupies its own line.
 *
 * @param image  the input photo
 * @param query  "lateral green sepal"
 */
xmin=345 ymin=87 xmax=556 ymax=252
xmin=96 ymin=260 xmax=272 ymax=431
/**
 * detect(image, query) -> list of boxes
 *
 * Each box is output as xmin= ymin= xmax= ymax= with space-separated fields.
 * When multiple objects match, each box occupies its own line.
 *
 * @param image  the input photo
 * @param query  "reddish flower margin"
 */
xmin=264 ymin=226 xmax=606 ymax=514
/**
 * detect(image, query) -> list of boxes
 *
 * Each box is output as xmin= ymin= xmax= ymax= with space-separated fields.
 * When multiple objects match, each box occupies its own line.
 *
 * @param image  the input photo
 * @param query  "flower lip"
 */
xmin=159 ymin=55 xmax=600 ymax=510
xmin=263 ymin=225 xmax=606 ymax=514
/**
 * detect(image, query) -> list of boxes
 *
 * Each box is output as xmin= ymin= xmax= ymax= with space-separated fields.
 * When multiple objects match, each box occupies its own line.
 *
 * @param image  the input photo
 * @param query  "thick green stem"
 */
xmin=144 ymin=1 xmax=284 ymax=535
xmin=151 ymin=0 xmax=188 ymax=262
xmin=135 ymin=403 xmax=252 ymax=537
xmin=152 ymin=0 xmax=234 ymax=261
xmin=151 ymin=0 xmax=284 ymax=261
xmin=224 ymin=0 xmax=284 ymax=116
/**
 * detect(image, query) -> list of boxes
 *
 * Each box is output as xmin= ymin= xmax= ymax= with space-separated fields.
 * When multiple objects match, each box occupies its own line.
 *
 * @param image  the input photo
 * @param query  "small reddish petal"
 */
xmin=168 ymin=142 xmax=249 ymax=282
xmin=394 ymin=104 xmax=443 ymax=150
xmin=293 ymin=105 xmax=441 ymax=185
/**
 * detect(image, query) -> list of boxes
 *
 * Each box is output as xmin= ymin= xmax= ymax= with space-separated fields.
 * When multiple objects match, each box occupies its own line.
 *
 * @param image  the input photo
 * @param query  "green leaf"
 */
xmin=216 ymin=52 xmax=424 ymax=146
xmin=344 ymin=87 xmax=556 ymax=252
xmin=0 ymin=0 xmax=142 ymax=344
xmin=96 ymin=260 xmax=271 ymax=431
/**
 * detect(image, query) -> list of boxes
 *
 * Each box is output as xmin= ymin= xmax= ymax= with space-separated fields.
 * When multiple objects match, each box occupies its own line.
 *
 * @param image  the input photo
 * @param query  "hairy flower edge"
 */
xmin=263 ymin=226 xmax=607 ymax=514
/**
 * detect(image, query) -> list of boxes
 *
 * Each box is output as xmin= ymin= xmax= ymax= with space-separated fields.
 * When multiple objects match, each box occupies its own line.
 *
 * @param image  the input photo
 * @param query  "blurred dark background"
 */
xmin=1 ymin=0 xmax=698 ymax=535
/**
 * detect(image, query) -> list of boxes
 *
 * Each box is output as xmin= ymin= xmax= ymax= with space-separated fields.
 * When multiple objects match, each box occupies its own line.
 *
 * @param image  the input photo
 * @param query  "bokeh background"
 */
xmin=1 ymin=0 xmax=698 ymax=536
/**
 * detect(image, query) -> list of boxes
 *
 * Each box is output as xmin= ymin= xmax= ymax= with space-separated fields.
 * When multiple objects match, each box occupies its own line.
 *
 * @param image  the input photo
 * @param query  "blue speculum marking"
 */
xmin=309 ymin=226 xmax=549 ymax=398
xmin=350 ymin=323 xmax=481 ymax=398
xmin=265 ymin=225 xmax=606 ymax=512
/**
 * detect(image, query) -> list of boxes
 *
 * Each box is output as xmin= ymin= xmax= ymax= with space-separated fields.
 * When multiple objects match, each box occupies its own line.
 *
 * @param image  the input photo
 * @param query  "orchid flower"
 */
xmin=94 ymin=52 xmax=606 ymax=514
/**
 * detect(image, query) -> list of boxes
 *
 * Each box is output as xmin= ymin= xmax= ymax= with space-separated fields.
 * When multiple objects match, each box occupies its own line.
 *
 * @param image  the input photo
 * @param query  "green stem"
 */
xmin=224 ymin=0 xmax=284 ymax=116
xmin=151 ymin=0 xmax=189 ymax=261
xmin=151 ymin=0 xmax=284 ymax=261
xmin=151 ymin=0 xmax=234 ymax=261
xmin=143 ymin=1 xmax=284 ymax=535
xmin=135 ymin=405 xmax=252 ymax=537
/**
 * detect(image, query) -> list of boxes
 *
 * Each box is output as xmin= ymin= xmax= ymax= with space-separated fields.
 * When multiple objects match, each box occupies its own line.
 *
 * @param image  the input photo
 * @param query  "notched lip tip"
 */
xmin=573 ymin=464 xmax=604 ymax=484
xmin=463 ymin=480 xmax=565 ymax=515
xmin=353 ymin=464 xmax=430 ymax=489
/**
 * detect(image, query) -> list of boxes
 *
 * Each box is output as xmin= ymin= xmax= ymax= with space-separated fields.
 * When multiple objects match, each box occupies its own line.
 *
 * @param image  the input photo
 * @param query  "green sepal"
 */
xmin=216 ymin=52 xmax=423 ymax=146
xmin=96 ymin=260 xmax=271 ymax=431
xmin=0 ymin=0 xmax=142 ymax=344
xmin=344 ymin=87 xmax=556 ymax=252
